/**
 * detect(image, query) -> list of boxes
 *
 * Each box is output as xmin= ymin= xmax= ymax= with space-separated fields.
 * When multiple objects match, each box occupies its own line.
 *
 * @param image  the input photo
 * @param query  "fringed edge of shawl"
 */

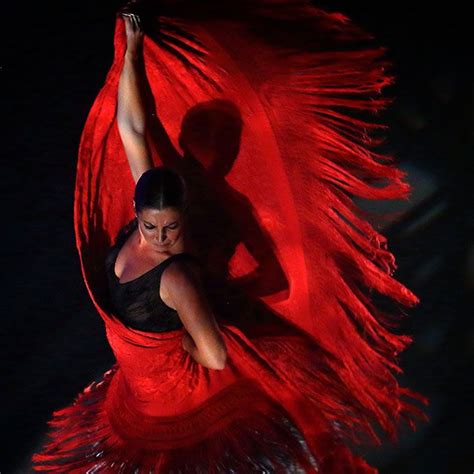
xmin=30 ymin=361 xmax=378 ymax=473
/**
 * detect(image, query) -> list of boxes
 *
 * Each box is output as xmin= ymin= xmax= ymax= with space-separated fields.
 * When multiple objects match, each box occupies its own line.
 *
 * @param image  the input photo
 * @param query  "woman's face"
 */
xmin=135 ymin=206 xmax=185 ymax=252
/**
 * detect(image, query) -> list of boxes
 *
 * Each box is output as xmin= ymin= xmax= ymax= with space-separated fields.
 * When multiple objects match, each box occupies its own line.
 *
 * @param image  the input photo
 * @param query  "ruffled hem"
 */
xmin=31 ymin=364 xmax=377 ymax=473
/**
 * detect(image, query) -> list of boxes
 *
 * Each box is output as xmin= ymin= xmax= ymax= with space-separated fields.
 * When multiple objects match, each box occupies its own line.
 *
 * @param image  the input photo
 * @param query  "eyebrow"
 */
xmin=143 ymin=220 xmax=178 ymax=227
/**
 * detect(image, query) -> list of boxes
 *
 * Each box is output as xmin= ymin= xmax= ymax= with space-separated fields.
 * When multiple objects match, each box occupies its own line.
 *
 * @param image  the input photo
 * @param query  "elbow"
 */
xmin=209 ymin=347 xmax=228 ymax=370
xmin=117 ymin=119 xmax=145 ymax=138
xmin=117 ymin=116 xmax=131 ymax=135
xmin=213 ymin=356 xmax=227 ymax=371
xmin=211 ymin=359 xmax=227 ymax=371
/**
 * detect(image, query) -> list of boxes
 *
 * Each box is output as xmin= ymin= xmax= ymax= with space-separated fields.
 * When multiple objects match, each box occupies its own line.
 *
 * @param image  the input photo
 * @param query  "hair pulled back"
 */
xmin=134 ymin=166 xmax=187 ymax=215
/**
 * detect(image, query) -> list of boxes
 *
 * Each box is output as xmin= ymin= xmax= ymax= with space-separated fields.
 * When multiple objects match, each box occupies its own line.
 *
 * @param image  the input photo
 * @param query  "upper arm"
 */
xmin=161 ymin=261 xmax=227 ymax=365
xmin=117 ymin=127 xmax=153 ymax=184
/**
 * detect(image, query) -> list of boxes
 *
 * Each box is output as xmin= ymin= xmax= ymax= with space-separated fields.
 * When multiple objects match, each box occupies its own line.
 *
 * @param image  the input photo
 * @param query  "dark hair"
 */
xmin=134 ymin=166 xmax=187 ymax=214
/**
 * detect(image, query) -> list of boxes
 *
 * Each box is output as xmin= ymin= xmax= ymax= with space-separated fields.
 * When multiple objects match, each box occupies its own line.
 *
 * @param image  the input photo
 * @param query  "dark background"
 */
xmin=2 ymin=2 xmax=472 ymax=473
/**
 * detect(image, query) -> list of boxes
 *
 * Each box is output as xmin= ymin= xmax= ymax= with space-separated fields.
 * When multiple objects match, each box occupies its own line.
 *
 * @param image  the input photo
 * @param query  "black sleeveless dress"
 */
xmin=104 ymin=218 xmax=196 ymax=333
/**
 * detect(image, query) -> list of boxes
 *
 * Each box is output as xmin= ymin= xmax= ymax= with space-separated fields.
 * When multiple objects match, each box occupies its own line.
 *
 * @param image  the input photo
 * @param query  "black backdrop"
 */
xmin=2 ymin=2 xmax=472 ymax=472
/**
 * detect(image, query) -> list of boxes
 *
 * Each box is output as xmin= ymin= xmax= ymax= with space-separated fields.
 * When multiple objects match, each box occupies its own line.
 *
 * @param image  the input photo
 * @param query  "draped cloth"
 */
xmin=32 ymin=1 xmax=429 ymax=472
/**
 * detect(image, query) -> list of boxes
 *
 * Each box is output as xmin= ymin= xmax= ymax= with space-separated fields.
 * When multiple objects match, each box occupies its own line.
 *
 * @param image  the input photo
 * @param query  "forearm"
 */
xmin=116 ymin=13 xmax=153 ymax=182
xmin=182 ymin=332 xmax=227 ymax=370
xmin=117 ymin=52 xmax=147 ymax=135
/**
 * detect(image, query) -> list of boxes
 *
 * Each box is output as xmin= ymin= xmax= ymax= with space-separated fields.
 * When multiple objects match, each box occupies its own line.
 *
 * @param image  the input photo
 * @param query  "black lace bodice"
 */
xmin=104 ymin=218 xmax=196 ymax=333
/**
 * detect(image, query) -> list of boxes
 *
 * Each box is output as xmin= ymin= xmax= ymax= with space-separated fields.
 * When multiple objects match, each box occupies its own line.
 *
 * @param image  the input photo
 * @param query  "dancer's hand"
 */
xmin=122 ymin=13 xmax=144 ymax=59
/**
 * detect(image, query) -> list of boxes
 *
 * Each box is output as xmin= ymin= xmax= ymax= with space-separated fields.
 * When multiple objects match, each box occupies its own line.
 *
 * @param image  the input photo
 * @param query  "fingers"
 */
xmin=122 ymin=13 xmax=142 ymax=33
xmin=122 ymin=14 xmax=132 ymax=35
xmin=131 ymin=14 xmax=139 ymax=31
xmin=133 ymin=14 xmax=142 ymax=30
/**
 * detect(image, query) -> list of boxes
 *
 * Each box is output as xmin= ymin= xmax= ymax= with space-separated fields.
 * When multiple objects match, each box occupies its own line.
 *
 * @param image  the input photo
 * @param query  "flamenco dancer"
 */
xmin=32 ymin=1 xmax=429 ymax=472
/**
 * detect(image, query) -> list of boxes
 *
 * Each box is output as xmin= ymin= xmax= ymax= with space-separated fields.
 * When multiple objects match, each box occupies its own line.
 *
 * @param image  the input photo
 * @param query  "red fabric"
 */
xmin=32 ymin=1 xmax=429 ymax=472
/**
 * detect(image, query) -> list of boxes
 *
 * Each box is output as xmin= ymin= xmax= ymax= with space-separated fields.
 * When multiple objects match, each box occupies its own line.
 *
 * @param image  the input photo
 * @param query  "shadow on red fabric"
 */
xmin=32 ymin=1 xmax=429 ymax=472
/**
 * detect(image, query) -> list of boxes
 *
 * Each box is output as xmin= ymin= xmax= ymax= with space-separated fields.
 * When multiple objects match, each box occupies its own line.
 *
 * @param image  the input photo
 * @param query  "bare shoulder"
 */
xmin=162 ymin=256 xmax=201 ymax=285
xmin=160 ymin=257 xmax=203 ymax=309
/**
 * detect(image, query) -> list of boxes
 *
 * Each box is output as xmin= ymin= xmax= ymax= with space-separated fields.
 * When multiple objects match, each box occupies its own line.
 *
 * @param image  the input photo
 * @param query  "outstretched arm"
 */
xmin=117 ymin=14 xmax=153 ymax=183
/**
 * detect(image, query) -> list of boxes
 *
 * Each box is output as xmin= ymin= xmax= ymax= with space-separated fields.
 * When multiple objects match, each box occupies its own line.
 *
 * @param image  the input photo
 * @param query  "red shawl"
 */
xmin=33 ymin=1 xmax=429 ymax=472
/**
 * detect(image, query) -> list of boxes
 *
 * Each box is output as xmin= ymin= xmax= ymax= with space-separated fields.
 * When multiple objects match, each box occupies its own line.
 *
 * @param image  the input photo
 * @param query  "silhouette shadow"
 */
xmin=144 ymin=92 xmax=295 ymax=330
xmin=97 ymin=9 xmax=336 ymax=354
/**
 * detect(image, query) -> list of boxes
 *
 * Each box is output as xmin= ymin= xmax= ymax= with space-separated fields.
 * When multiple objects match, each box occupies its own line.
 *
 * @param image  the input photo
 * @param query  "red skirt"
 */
xmin=31 ymin=315 xmax=377 ymax=473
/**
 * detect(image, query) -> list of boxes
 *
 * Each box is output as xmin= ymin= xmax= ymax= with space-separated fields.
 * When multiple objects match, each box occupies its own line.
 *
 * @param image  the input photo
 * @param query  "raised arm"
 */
xmin=117 ymin=14 xmax=153 ymax=184
xmin=161 ymin=260 xmax=228 ymax=370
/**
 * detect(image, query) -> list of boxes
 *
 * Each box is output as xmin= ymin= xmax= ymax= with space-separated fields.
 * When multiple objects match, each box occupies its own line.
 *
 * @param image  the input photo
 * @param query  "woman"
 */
xmin=113 ymin=10 xmax=228 ymax=367
xmin=32 ymin=3 xmax=428 ymax=472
